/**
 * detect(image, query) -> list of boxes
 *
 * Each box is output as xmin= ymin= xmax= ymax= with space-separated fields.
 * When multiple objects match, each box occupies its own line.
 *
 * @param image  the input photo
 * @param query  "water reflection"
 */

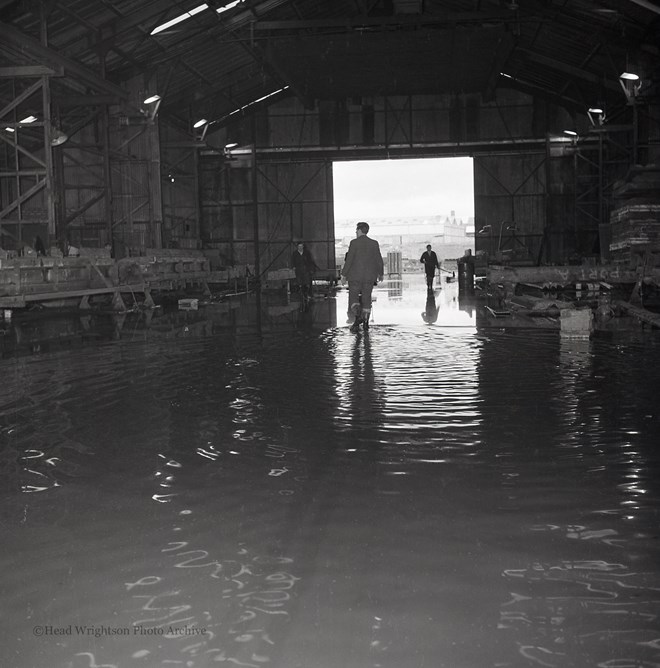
xmin=340 ymin=331 xmax=385 ymax=435
xmin=1 ymin=282 xmax=660 ymax=668
xmin=421 ymin=289 xmax=439 ymax=324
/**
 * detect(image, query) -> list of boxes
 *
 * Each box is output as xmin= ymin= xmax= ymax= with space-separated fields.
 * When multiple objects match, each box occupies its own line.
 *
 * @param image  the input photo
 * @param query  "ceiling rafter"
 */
xmin=518 ymin=49 xmax=621 ymax=93
xmin=0 ymin=21 xmax=127 ymax=99
xmin=1 ymin=0 xmax=656 ymax=135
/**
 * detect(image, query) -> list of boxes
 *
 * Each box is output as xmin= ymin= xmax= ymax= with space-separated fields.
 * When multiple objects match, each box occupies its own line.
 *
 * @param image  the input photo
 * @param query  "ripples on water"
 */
xmin=1 ymin=284 xmax=659 ymax=668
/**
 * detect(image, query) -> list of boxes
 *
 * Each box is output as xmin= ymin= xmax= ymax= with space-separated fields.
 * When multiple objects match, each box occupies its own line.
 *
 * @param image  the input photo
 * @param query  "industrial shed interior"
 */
xmin=1 ymin=1 xmax=660 ymax=668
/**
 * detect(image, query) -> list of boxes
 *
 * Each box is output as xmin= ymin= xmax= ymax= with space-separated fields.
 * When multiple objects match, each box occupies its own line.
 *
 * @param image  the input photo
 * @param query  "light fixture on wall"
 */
xmin=193 ymin=118 xmax=209 ymax=141
xmin=587 ymin=107 xmax=606 ymax=126
xmin=50 ymin=128 xmax=69 ymax=146
xmin=142 ymin=94 xmax=163 ymax=120
xmin=223 ymin=142 xmax=238 ymax=159
xmin=19 ymin=115 xmax=38 ymax=124
xmin=619 ymin=72 xmax=642 ymax=102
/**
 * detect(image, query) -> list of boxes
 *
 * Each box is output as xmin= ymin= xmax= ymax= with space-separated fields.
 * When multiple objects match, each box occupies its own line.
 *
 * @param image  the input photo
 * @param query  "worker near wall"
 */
xmin=34 ymin=235 xmax=46 ymax=256
xmin=291 ymin=241 xmax=318 ymax=303
xmin=341 ymin=221 xmax=384 ymax=332
xmin=420 ymin=244 xmax=441 ymax=290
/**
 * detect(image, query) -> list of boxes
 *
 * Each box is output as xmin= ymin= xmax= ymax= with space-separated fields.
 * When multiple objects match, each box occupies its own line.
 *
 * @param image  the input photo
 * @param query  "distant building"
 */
xmin=335 ymin=211 xmax=474 ymax=268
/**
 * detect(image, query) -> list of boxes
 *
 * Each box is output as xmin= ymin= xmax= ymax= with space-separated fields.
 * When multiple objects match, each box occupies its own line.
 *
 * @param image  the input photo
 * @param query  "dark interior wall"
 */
xmin=473 ymin=153 xmax=547 ymax=265
xmin=207 ymin=88 xmax=585 ymax=267
xmin=200 ymin=154 xmax=335 ymax=275
xmin=206 ymin=81 xmax=653 ymax=267
xmin=160 ymin=122 xmax=200 ymax=250
xmin=244 ymin=89 xmax=578 ymax=149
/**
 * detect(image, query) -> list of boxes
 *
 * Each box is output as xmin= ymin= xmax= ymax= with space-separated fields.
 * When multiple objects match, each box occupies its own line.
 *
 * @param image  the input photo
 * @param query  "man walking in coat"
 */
xmin=291 ymin=241 xmax=318 ymax=303
xmin=341 ymin=221 xmax=384 ymax=332
xmin=420 ymin=244 xmax=441 ymax=289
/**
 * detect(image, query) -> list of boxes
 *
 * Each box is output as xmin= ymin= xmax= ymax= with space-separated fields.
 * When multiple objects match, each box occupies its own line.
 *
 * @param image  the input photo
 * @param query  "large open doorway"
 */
xmin=333 ymin=157 xmax=474 ymax=274
xmin=332 ymin=157 xmax=475 ymax=327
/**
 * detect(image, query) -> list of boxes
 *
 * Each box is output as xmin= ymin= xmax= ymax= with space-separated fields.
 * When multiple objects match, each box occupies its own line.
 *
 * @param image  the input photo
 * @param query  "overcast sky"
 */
xmin=333 ymin=157 xmax=474 ymax=222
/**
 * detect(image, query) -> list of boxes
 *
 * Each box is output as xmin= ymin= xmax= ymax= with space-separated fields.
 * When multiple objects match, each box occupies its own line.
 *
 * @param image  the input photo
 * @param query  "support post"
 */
xmin=251 ymin=123 xmax=261 ymax=287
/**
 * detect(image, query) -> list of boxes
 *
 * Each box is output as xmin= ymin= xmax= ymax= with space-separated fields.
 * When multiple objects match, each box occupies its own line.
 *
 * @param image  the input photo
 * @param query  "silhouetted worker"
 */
xmin=420 ymin=244 xmax=440 ymax=289
xmin=291 ymin=241 xmax=318 ymax=303
xmin=34 ymin=235 xmax=46 ymax=257
xmin=341 ymin=221 xmax=384 ymax=332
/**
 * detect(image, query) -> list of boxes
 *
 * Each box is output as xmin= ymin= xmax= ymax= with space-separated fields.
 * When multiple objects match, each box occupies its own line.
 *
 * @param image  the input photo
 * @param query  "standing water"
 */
xmin=1 ymin=276 xmax=659 ymax=668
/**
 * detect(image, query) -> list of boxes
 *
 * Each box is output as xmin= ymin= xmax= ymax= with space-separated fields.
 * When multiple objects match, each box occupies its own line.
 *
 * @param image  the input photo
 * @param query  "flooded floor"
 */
xmin=1 ymin=276 xmax=660 ymax=668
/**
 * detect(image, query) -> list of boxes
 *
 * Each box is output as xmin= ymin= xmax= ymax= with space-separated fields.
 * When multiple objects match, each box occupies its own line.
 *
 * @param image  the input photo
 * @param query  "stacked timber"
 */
xmin=609 ymin=200 xmax=660 ymax=263
xmin=609 ymin=165 xmax=660 ymax=264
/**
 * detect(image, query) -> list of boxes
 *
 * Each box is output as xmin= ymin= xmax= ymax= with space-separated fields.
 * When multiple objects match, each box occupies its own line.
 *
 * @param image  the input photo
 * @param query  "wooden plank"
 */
xmin=0 ymin=66 xmax=63 ymax=77
xmin=0 ymin=79 xmax=42 ymax=120
xmin=487 ymin=264 xmax=660 ymax=285
xmin=614 ymin=300 xmax=660 ymax=328
xmin=0 ymin=179 xmax=47 ymax=218
xmin=0 ymin=23 xmax=128 ymax=100
xmin=0 ymin=284 xmax=146 ymax=308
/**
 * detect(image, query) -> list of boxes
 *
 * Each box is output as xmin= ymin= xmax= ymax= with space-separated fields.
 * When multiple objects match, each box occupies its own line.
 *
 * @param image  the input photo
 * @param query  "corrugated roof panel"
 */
xmin=0 ymin=0 xmax=656 ymax=130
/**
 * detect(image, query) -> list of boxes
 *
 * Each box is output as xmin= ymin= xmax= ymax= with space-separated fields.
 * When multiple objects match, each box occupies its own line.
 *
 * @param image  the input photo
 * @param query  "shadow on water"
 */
xmin=1 ymin=277 xmax=660 ymax=667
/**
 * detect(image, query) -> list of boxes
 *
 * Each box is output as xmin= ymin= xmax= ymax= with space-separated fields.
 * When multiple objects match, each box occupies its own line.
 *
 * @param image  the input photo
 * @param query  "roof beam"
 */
xmin=627 ymin=0 xmax=660 ymax=16
xmin=260 ymin=39 xmax=314 ymax=109
xmin=483 ymin=32 xmax=513 ymax=102
xmin=0 ymin=21 xmax=128 ymax=100
xmin=252 ymin=11 xmax=518 ymax=31
xmin=0 ymin=65 xmax=63 ymax=77
xmin=517 ymin=48 xmax=621 ymax=93
xmin=499 ymin=78 xmax=588 ymax=116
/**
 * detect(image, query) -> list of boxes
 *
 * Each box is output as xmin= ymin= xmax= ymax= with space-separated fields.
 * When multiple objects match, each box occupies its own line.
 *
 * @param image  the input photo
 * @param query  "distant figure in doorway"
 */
xmin=422 ymin=290 xmax=439 ymax=324
xmin=420 ymin=244 xmax=440 ymax=289
xmin=291 ymin=242 xmax=318 ymax=303
xmin=341 ymin=221 xmax=384 ymax=332
xmin=34 ymin=235 xmax=46 ymax=257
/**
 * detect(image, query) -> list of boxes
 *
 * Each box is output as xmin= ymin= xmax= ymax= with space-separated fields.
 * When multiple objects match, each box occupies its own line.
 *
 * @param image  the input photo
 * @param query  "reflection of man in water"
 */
xmin=347 ymin=334 xmax=384 ymax=433
xmin=422 ymin=290 xmax=439 ymax=324
xmin=420 ymin=244 xmax=440 ymax=290
xmin=341 ymin=222 xmax=384 ymax=332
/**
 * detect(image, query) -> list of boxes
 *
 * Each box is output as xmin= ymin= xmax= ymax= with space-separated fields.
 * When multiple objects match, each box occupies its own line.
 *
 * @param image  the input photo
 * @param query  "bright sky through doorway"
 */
xmin=333 ymin=157 xmax=474 ymax=222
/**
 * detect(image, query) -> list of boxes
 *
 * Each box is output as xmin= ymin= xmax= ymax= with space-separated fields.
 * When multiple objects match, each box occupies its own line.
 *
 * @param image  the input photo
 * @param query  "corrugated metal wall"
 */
xmin=211 ymin=90 xmax=585 ymax=266
xmin=3 ymin=83 xmax=624 ymax=265
xmin=473 ymin=153 xmax=547 ymax=265
xmin=160 ymin=123 xmax=200 ymax=250
xmin=200 ymin=153 xmax=334 ymax=276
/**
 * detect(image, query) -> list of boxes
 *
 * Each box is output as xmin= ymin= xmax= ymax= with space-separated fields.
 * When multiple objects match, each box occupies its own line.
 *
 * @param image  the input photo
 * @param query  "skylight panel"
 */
xmin=151 ymin=3 xmax=209 ymax=35
xmin=216 ymin=0 xmax=243 ymax=15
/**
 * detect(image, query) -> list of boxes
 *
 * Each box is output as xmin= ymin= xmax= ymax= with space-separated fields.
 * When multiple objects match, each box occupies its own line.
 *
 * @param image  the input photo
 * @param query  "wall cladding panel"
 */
xmin=203 ymin=86 xmax=629 ymax=269
xmin=267 ymin=110 xmax=321 ymax=148
xmin=201 ymin=155 xmax=335 ymax=276
xmin=160 ymin=121 xmax=199 ymax=247
xmin=474 ymin=153 xmax=547 ymax=263
xmin=259 ymin=203 xmax=292 ymax=242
